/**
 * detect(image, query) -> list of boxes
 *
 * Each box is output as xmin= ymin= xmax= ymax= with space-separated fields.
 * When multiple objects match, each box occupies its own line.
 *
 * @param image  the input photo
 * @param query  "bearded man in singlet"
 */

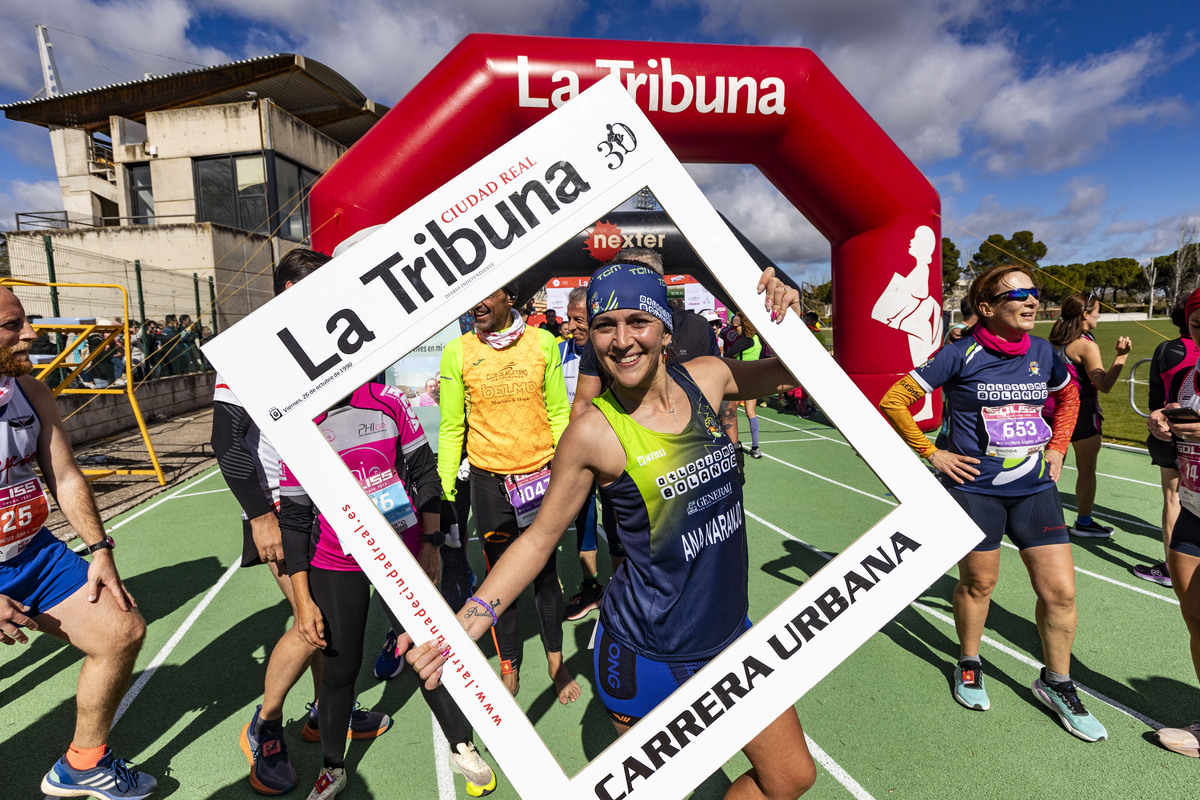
xmin=0 ymin=287 xmax=156 ymax=799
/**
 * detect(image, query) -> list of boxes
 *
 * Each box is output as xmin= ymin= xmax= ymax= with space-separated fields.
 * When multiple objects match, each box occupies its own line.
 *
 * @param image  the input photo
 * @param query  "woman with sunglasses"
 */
xmin=1047 ymin=293 xmax=1132 ymax=537
xmin=880 ymin=264 xmax=1108 ymax=742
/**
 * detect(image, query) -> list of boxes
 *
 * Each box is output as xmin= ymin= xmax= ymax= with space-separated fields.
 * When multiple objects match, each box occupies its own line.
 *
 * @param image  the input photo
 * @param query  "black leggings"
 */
xmin=440 ymin=473 xmax=475 ymax=611
xmin=308 ymin=568 xmax=471 ymax=768
xmin=470 ymin=469 xmax=562 ymax=669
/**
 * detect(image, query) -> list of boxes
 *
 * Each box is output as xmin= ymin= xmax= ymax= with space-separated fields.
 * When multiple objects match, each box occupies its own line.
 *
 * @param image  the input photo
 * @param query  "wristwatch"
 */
xmin=85 ymin=535 xmax=116 ymax=555
xmin=420 ymin=530 xmax=446 ymax=547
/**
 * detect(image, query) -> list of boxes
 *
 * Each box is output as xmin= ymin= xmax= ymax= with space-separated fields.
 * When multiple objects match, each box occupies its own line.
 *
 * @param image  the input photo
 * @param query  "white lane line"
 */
xmin=171 ymin=487 xmax=231 ymax=498
xmin=759 ymin=415 xmax=851 ymax=447
xmin=1058 ymin=499 xmax=1159 ymax=532
xmin=756 ymin=448 xmax=1178 ymax=604
xmin=745 ymin=510 xmax=1167 ymax=731
xmin=805 ymin=735 xmax=876 ymax=800
xmin=112 ymin=558 xmax=240 ymax=726
xmin=758 ymin=449 xmax=896 ymax=506
xmin=433 ymin=715 xmax=456 ymax=800
xmin=73 ymin=468 xmax=224 ymax=554
xmin=1061 ymin=464 xmax=1160 ymax=488
xmin=106 ymin=468 xmax=222 ymax=533
xmin=997 ymin=541 xmax=1178 ymax=606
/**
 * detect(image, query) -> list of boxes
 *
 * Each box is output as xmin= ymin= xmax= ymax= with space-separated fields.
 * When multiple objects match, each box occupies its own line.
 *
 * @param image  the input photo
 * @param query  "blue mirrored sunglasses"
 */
xmin=991 ymin=287 xmax=1040 ymax=302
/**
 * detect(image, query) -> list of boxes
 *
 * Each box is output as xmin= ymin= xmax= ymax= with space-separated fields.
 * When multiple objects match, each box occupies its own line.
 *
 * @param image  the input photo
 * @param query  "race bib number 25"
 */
xmin=0 ymin=478 xmax=49 ymax=562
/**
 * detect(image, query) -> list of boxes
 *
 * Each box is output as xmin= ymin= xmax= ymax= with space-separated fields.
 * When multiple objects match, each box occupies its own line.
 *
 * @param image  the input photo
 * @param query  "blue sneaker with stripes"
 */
xmin=42 ymin=749 xmax=157 ymax=799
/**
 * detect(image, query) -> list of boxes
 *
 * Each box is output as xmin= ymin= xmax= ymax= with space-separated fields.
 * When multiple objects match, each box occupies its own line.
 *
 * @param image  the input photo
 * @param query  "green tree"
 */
xmin=969 ymin=230 xmax=1048 ymax=272
xmin=941 ymin=237 xmax=962 ymax=293
xmin=811 ymin=279 xmax=832 ymax=305
xmin=1039 ymin=264 xmax=1086 ymax=304
xmin=1085 ymin=258 xmax=1141 ymax=305
xmin=0 ymin=232 xmax=8 ymax=279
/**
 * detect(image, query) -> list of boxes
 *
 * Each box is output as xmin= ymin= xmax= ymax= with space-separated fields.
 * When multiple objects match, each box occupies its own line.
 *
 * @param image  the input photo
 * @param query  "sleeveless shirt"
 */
xmin=0 ymin=376 xmax=50 ymax=562
xmin=594 ymin=363 xmax=748 ymax=661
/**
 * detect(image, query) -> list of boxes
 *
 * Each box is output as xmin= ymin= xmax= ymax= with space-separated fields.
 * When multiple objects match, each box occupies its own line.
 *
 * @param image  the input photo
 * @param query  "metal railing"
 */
xmin=1128 ymin=357 xmax=1152 ymax=418
xmin=15 ymin=210 xmax=195 ymax=231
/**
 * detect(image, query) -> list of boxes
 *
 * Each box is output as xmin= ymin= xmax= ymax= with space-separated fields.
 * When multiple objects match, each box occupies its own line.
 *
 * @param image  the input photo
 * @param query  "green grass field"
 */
xmin=1031 ymin=317 xmax=1178 ymax=448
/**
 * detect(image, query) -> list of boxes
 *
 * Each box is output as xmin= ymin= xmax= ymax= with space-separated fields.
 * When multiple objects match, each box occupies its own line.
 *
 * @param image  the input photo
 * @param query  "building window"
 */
xmin=127 ymin=163 xmax=154 ymax=225
xmin=194 ymin=154 xmax=269 ymax=234
xmin=274 ymin=156 xmax=319 ymax=242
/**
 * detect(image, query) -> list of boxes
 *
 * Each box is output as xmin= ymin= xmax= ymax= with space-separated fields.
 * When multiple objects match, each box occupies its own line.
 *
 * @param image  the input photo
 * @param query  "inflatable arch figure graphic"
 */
xmin=310 ymin=33 xmax=944 ymax=423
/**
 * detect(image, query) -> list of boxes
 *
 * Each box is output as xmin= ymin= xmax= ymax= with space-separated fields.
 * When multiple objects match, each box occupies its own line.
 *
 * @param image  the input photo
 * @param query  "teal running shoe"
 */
xmin=1032 ymin=670 xmax=1108 ymax=742
xmin=953 ymin=658 xmax=989 ymax=711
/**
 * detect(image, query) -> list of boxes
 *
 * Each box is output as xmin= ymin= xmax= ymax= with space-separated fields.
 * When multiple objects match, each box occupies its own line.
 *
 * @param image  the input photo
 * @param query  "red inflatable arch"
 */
xmin=310 ymin=34 xmax=944 ymax=423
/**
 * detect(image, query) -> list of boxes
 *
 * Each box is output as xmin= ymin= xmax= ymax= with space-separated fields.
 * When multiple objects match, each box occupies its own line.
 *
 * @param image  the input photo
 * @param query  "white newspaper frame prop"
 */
xmin=204 ymin=77 xmax=983 ymax=800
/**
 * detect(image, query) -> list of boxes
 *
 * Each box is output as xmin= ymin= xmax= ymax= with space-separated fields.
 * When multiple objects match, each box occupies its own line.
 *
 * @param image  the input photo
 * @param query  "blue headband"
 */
xmin=586 ymin=263 xmax=673 ymax=332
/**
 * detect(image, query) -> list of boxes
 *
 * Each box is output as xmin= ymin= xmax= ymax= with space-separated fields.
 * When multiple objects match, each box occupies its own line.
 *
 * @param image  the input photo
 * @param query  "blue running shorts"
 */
xmin=949 ymin=486 xmax=1070 ymax=552
xmin=0 ymin=528 xmax=89 ymax=616
xmin=593 ymin=614 xmax=751 ymax=725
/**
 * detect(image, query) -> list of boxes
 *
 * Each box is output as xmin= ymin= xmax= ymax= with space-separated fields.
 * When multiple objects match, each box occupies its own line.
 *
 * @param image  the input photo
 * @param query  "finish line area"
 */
xmin=2 ymin=405 xmax=1189 ymax=799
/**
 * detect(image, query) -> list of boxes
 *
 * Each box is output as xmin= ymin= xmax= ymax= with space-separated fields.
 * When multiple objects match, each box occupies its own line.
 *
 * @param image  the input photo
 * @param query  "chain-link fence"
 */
xmin=5 ymin=235 xmax=216 ymax=323
xmin=3 ymin=234 xmax=250 ymax=382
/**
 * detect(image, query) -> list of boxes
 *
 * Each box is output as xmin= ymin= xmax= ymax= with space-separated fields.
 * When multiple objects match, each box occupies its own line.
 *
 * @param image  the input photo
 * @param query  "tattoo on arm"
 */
xmin=719 ymin=400 xmax=737 ymax=433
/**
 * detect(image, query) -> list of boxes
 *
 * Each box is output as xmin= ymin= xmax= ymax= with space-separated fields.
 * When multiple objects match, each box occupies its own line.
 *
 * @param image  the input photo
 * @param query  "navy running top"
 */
xmin=912 ymin=333 xmax=1070 ymax=496
xmin=593 ymin=363 xmax=747 ymax=661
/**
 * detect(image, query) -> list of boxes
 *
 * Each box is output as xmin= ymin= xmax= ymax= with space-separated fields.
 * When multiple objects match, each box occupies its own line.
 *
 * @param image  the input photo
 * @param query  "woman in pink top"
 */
xmin=280 ymin=381 xmax=495 ymax=799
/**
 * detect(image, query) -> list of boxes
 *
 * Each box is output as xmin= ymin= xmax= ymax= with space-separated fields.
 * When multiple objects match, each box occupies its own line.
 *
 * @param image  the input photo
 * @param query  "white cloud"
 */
xmin=954 ymin=181 xmax=1200 ymax=268
xmin=1060 ymin=176 xmax=1107 ymax=216
xmin=684 ymin=164 xmax=830 ymax=277
xmin=0 ymin=1 xmax=230 ymax=96
xmin=197 ymin=0 xmax=587 ymax=101
xmin=932 ymin=170 xmax=967 ymax=195
xmin=654 ymin=1 xmax=1189 ymax=177
xmin=976 ymin=36 xmax=1187 ymax=174
xmin=0 ymin=179 xmax=63 ymax=232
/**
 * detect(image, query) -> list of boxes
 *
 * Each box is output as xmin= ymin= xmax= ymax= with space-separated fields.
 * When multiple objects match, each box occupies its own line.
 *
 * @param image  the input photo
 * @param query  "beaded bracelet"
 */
xmin=467 ymin=595 xmax=499 ymax=627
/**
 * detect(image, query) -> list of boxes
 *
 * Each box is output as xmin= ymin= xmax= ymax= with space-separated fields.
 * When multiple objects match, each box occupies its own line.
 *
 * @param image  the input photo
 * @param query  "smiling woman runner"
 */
xmin=879 ymin=264 xmax=1108 ymax=743
xmin=410 ymin=259 xmax=816 ymax=800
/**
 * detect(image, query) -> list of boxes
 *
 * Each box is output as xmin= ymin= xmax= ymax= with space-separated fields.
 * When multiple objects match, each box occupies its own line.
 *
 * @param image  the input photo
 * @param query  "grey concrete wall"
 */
xmin=56 ymin=372 xmax=216 ymax=446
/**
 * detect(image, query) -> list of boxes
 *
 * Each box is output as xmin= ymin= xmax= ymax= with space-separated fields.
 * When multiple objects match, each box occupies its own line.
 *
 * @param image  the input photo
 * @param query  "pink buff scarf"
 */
xmin=477 ymin=309 xmax=525 ymax=350
xmin=973 ymin=323 xmax=1030 ymax=356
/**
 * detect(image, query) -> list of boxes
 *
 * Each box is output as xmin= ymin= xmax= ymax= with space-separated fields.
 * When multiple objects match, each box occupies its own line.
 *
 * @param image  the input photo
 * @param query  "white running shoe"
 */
xmin=1157 ymin=722 xmax=1200 ymax=757
xmin=306 ymin=766 xmax=346 ymax=800
xmin=450 ymin=742 xmax=497 ymax=797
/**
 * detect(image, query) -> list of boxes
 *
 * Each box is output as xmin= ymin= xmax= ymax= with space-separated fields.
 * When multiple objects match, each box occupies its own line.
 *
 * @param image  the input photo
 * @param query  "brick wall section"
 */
xmin=55 ymin=373 xmax=216 ymax=446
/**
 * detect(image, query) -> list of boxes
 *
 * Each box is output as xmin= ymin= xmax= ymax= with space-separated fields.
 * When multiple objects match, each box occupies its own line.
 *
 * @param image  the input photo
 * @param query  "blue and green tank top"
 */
xmin=593 ymin=363 xmax=748 ymax=661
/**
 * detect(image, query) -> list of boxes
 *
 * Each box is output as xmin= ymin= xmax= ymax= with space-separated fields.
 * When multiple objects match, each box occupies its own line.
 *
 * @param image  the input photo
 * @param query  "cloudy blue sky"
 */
xmin=0 ymin=0 xmax=1196 ymax=286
